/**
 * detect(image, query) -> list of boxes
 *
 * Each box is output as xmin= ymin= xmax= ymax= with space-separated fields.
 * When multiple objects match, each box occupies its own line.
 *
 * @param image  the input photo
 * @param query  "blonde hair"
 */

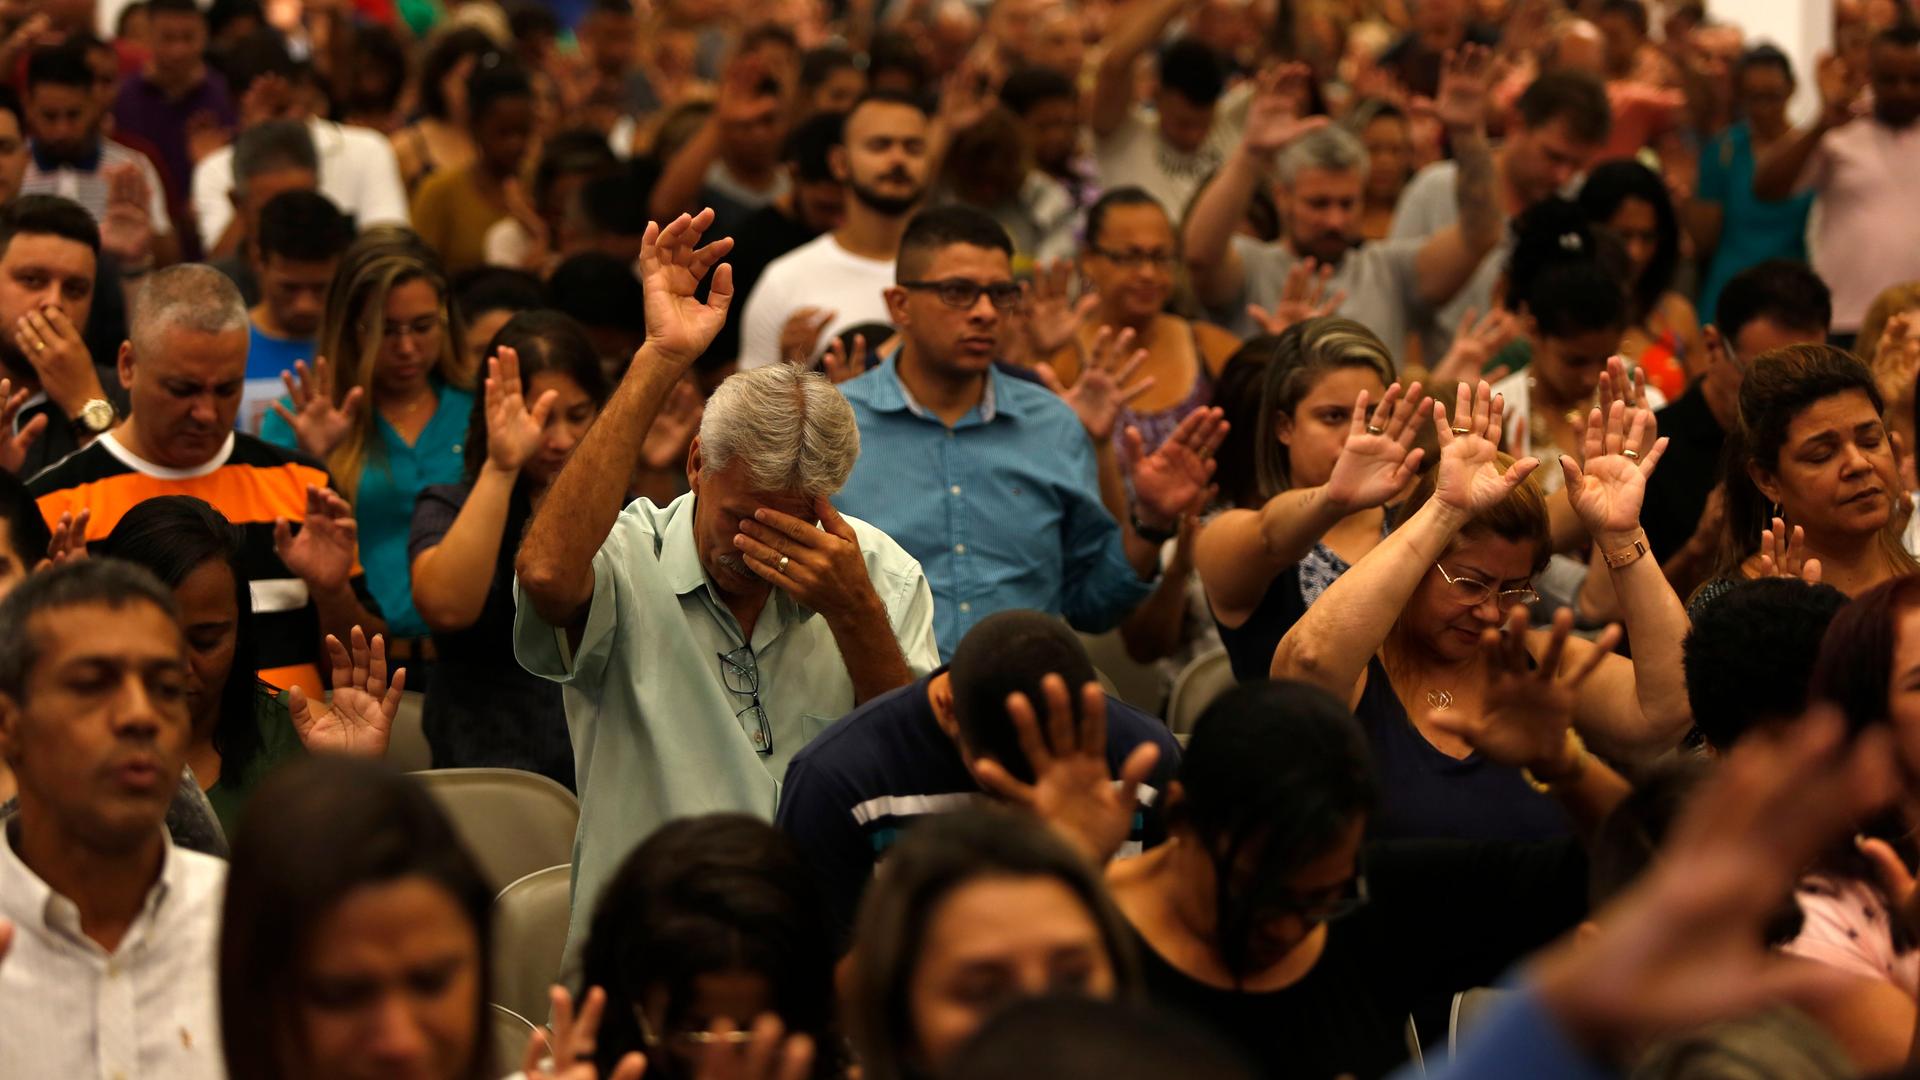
xmin=1394 ymin=452 xmax=1553 ymax=575
xmin=316 ymin=233 xmax=473 ymax=503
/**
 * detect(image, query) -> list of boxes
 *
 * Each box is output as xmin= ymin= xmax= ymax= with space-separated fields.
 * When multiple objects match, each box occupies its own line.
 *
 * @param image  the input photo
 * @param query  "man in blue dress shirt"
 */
xmin=836 ymin=206 xmax=1216 ymax=659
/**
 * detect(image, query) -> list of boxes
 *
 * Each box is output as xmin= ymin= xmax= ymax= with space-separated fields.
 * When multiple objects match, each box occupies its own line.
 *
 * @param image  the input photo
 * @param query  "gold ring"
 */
xmin=1366 ymin=425 xmax=1385 ymax=435
xmin=33 ymin=339 xmax=45 ymax=351
xmin=1451 ymin=426 xmax=1472 ymax=435
xmin=777 ymin=555 xmax=790 ymax=571
xmin=1622 ymin=449 xmax=1641 ymax=461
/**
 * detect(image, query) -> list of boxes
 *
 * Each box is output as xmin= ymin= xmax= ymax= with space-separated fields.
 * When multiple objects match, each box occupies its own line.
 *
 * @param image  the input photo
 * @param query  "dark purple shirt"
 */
xmin=111 ymin=70 xmax=234 ymax=205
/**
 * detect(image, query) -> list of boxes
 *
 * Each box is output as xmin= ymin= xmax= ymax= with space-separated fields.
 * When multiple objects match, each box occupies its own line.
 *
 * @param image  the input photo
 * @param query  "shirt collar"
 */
xmin=1 ymin=816 xmax=177 ymax=942
xmin=870 ymin=355 xmax=1019 ymax=426
xmin=29 ymin=138 xmax=102 ymax=173
xmin=659 ymin=492 xmax=819 ymax=639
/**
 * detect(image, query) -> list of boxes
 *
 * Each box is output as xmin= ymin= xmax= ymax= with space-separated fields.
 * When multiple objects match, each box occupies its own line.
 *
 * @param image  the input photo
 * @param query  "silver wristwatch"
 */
xmin=71 ymin=398 xmax=114 ymax=437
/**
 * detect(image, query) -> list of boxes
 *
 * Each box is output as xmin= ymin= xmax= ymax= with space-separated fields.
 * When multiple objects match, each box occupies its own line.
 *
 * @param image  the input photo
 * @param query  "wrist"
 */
xmin=481 ymin=459 xmax=522 ymax=481
xmin=1599 ymin=527 xmax=1648 ymax=559
xmin=51 ymin=378 xmax=109 ymax=419
xmin=1524 ymin=729 xmax=1588 ymax=787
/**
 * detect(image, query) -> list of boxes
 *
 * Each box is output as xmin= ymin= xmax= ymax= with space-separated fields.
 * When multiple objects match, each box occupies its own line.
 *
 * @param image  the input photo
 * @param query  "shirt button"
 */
xmin=950 ymin=485 xmax=962 ymax=496
xmin=959 ymin=602 xmax=972 ymax=613
xmin=953 ymin=543 xmax=966 ymax=555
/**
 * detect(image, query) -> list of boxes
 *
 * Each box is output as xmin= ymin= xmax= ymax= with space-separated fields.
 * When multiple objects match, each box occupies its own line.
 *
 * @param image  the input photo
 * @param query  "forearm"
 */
xmin=207 ymin=216 xmax=245 ymax=259
xmin=649 ymin=118 xmax=722 ymax=221
xmin=1272 ymin=499 xmax=1468 ymax=686
xmin=828 ymin=598 xmax=914 ymax=704
xmin=311 ymin=581 xmax=385 ymax=643
xmin=1752 ymin=119 xmax=1827 ymax=200
xmin=1091 ymin=0 xmax=1184 ymax=132
xmin=1681 ymin=199 xmax=1723 ymax=255
xmin=1547 ymin=752 xmax=1634 ymax=841
xmin=1450 ymin=125 xmax=1499 ymax=252
xmin=411 ymin=464 xmax=516 ymax=632
xmin=1603 ymin=530 xmax=1695 ymax=740
xmin=1182 ymin=149 xmax=1262 ymax=303
xmin=517 ymin=352 xmax=677 ymax=623
xmin=1095 ymin=441 xmax=1163 ymax=579
xmin=1120 ymin=555 xmax=1193 ymax=662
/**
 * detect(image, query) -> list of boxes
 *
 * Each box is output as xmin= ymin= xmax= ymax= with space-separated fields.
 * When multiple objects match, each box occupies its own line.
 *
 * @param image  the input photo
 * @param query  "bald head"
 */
xmin=1548 ymin=19 xmax=1608 ymax=76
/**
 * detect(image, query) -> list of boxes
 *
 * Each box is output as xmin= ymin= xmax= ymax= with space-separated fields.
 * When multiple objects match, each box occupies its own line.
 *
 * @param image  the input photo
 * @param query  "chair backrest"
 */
xmin=1448 ymin=987 xmax=1513 ymax=1059
xmin=1166 ymin=648 xmax=1235 ymax=736
xmin=1078 ymin=630 xmax=1172 ymax=715
xmin=488 ymin=1003 xmax=541 ymax=1072
xmin=385 ymin=690 xmax=431 ymax=772
xmin=493 ymin=864 xmax=573 ymax=1024
xmin=412 ymin=768 xmax=580 ymax=893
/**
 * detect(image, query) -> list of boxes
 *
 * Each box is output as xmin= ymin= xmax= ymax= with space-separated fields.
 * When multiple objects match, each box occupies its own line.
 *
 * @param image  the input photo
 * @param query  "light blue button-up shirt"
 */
xmin=513 ymin=491 xmax=938 ymax=971
xmin=836 ymin=358 xmax=1151 ymax=660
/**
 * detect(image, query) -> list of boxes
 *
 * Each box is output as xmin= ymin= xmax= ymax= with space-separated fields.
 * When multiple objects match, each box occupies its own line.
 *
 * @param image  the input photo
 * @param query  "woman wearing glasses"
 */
xmin=1038 ymin=188 xmax=1240 ymax=455
xmin=1272 ymin=381 xmax=1695 ymax=841
xmin=262 ymin=232 xmax=478 ymax=689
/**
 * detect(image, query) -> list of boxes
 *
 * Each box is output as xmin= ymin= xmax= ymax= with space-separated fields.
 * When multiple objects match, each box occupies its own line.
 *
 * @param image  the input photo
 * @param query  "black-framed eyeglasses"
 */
xmin=1088 ymin=246 xmax=1178 ymax=270
xmin=1434 ymin=563 xmax=1540 ymax=608
xmin=898 ymin=278 xmax=1025 ymax=311
xmin=718 ymin=645 xmax=773 ymax=756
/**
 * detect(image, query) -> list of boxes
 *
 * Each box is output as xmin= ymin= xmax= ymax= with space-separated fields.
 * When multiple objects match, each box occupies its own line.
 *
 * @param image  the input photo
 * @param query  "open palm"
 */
xmin=1244 ymin=62 xmax=1326 ymax=156
xmin=1325 ymin=383 xmax=1427 ymax=511
xmin=287 ymin=626 xmax=404 ymax=757
xmin=270 ymin=356 xmax=362 ymax=461
xmin=1561 ymin=401 xmax=1667 ymax=537
xmin=1432 ymin=381 xmax=1537 ymax=515
xmin=485 ymin=347 xmax=556 ymax=471
xmin=640 ymin=208 xmax=735 ymax=367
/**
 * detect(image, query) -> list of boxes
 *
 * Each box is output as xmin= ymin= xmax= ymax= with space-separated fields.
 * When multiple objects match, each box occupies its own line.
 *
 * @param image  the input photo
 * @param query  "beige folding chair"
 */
xmin=493 ymin=864 xmax=572 ymax=1024
xmin=1165 ymin=648 xmax=1235 ymax=736
xmin=1078 ymin=630 xmax=1172 ymax=715
xmin=412 ymin=768 xmax=579 ymax=893
xmin=489 ymin=1003 xmax=541 ymax=1072
xmin=384 ymin=690 xmax=431 ymax=773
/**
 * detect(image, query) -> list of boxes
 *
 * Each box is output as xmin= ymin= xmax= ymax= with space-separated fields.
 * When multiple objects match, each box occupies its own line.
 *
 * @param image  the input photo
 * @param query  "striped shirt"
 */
xmin=21 ymin=137 xmax=174 ymax=235
xmin=27 ymin=430 xmax=371 ymax=698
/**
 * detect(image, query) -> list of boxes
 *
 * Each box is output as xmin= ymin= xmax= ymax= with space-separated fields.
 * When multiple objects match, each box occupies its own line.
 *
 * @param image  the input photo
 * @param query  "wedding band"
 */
xmin=778 ymin=555 xmax=790 ymax=571
xmin=33 ymin=339 xmax=44 ymax=351
xmin=1366 ymin=424 xmax=1385 ymax=435
xmin=1451 ymin=426 xmax=1472 ymax=435
xmin=1623 ymin=449 xmax=1641 ymax=461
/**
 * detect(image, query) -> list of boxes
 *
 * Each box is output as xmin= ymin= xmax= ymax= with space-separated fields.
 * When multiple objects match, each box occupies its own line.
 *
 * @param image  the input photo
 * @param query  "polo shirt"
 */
xmin=261 ymin=380 xmax=474 ymax=638
xmin=775 ymin=671 xmax=1181 ymax=945
xmin=0 ymin=822 xmax=228 ymax=1080
xmin=835 ymin=358 xmax=1152 ymax=660
xmin=512 ymin=490 xmax=939 ymax=971
xmin=1225 ymin=234 xmax=1428 ymax=363
xmin=27 ymin=430 xmax=375 ymax=698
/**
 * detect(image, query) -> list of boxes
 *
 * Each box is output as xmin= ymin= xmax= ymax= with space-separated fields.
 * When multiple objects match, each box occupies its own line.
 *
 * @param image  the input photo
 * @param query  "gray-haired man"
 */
xmin=515 ymin=208 xmax=938 ymax=970
xmin=1182 ymin=54 xmax=1502 ymax=353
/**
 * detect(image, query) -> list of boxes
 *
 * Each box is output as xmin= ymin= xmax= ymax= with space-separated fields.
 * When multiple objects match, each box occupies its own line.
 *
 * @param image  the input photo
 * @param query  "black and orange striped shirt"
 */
xmin=28 ymin=431 xmax=375 ymax=698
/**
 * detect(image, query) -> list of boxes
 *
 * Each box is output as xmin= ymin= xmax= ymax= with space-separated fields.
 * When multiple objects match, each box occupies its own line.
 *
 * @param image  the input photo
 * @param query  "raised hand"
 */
xmin=1036 ymin=325 xmax=1154 ymax=442
xmin=640 ymin=209 xmax=735 ymax=368
xmin=99 ymin=163 xmax=156 ymax=266
xmin=1429 ymin=43 xmax=1494 ymax=132
xmin=521 ymin=985 xmax=648 ymax=1080
xmin=1429 ymin=307 xmax=1518 ymax=385
xmin=32 ymin=508 xmax=89 ymax=572
xmin=1022 ymin=259 xmax=1099 ymax=359
xmin=1324 ymin=382 xmax=1430 ymax=512
xmin=1432 ymin=381 xmax=1539 ymax=516
xmin=286 ymin=626 xmax=405 ymax=757
xmin=1429 ymin=607 xmax=1618 ymax=772
xmin=1245 ymin=258 xmax=1346 ymax=335
xmin=1126 ymin=405 xmax=1227 ymax=525
xmin=1560 ymin=400 xmax=1669 ymax=541
xmin=972 ymin=673 xmax=1161 ymax=864
xmin=733 ymin=498 xmax=883 ymax=625
xmin=485 ymin=347 xmax=559 ymax=473
xmin=640 ymin=376 xmax=704 ymax=471
xmin=1243 ymin=61 xmax=1327 ymax=158
xmin=779 ymin=307 xmax=835 ymax=366
xmin=821 ymin=332 xmax=868 ymax=385
xmin=0 ymin=378 xmax=46 ymax=474
xmin=1755 ymin=516 xmax=1823 ymax=584
xmin=269 ymin=356 xmax=364 ymax=461
xmin=274 ymin=485 xmax=358 ymax=593
xmin=1817 ymin=53 xmax=1867 ymax=127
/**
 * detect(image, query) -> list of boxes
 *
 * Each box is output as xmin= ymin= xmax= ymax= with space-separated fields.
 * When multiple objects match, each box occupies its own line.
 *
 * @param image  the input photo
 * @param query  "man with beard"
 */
xmin=737 ymin=92 xmax=930 ymax=369
xmin=1185 ymin=54 xmax=1502 ymax=357
xmin=28 ymin=265 xmax=382 ymax=701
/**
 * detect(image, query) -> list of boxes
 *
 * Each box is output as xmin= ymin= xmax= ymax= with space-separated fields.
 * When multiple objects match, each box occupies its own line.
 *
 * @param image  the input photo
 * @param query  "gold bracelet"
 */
xmin=1522 ymin=729 xmax=1588 ymax=794
xmin=1603 ymin=530 xmax=1649 ymax=570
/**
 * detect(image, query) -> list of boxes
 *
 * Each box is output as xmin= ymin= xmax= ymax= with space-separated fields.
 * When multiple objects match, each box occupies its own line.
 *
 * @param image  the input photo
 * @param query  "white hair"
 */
xmin=130 ymin=264 xmax=249 ymax=356
xmin=699 ymin=365 xmax=860 ymax=496
xmin=1275 ymin=125 xmax=1370 ymax=188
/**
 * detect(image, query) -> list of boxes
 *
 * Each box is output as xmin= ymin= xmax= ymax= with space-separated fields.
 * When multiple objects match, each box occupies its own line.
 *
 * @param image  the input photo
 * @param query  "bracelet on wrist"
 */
xmin=1522 ymin=729 xmax=1588 ymax=794
xmin=1131 ymin=512 xmax=1178 ymax=545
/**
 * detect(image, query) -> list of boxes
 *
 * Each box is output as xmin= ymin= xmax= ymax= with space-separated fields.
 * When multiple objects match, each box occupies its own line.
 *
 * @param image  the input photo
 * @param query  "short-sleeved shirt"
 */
xmin=1387 ymin=159 xmax=1508 ymax=363
xmin=239 ymin=323 xmax=313 ymax=435
xmin=1785 ymin=873 xmax=1920 ymax=995
xmin=261 ymin=380 xmax=474 ymax=639
xmin=21 ymin=138 xmax=174 ymax=236
xmin=1226 ymin=235 xmax=1428 ymax=363
xmin=776 ymin=671 xmax=1182 ymax=945
xmin=512 ymin=490 xmax=940 ymax=971
xmin=112 ymin=72 xmax=236 ymax=214
xmin=408 ymin=480 xmax=574 ymax=788
xmin=1094 ymin=107 xmax=1234 ymax=227
xmin=191 ymin=118 xmax=409 ymax=253
xmin=736 ymin=233 xmax=895 ymax=369
xmin=1695 ymin=122 xmax=1814 ymax=325
xmin=409 ymin=167 xmax=506 ymax=276
xmin=28 ymin=430 xmax=374 ymax=698
xmin=835 ymin=358 xmax=1153 ymax=660
xmin=1797 ymin=118 xmax=1920 ymax=332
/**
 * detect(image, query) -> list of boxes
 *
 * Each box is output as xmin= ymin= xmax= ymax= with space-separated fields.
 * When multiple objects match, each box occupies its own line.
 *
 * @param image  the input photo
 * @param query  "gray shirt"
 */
xmin=1390 ymin=160 xmax=1510 ymax=364
xmin=1226 ymin=234 xmax=1428 ymax=366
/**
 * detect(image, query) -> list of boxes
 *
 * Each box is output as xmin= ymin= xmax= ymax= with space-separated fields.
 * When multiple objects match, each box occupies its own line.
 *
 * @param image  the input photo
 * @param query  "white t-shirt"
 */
xmin=736 ymin=233 xmax=896 ymax=369
xmin=191 ymin=118 xmax=410 ymax=251
xmin=1093 ymin=86 xmax=1249 ymax=223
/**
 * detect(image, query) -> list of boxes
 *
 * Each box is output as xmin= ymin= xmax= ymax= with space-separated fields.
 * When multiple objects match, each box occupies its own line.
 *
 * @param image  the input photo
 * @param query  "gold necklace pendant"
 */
xmin=1425 ymin=688 xmax=1455 ymax=711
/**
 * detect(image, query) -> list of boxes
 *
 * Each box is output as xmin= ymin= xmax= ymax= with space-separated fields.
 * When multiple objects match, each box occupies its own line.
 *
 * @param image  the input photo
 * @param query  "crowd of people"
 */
xmin=6 ymin=0 xmax=1920 ymax=1076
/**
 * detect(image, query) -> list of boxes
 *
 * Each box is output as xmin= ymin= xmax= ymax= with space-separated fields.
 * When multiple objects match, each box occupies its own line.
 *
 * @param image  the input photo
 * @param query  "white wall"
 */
xmin=1712 ymin=0 xmax=1833 ymax=124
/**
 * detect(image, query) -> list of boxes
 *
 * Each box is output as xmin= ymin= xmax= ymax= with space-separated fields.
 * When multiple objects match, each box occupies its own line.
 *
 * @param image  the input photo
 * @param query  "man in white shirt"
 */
xmin=737 ymin=92 xmax=933 ymax=369
xmin=190 ymin=44 xmax=407 ymax=257
xmin=0 ymin=558 xmax=227 ymax=1080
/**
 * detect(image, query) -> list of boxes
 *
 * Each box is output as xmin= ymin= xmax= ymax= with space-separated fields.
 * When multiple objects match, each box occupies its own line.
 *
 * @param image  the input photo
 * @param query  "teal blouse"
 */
xmin=262 ymin=379 xmax=475 ymax=638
